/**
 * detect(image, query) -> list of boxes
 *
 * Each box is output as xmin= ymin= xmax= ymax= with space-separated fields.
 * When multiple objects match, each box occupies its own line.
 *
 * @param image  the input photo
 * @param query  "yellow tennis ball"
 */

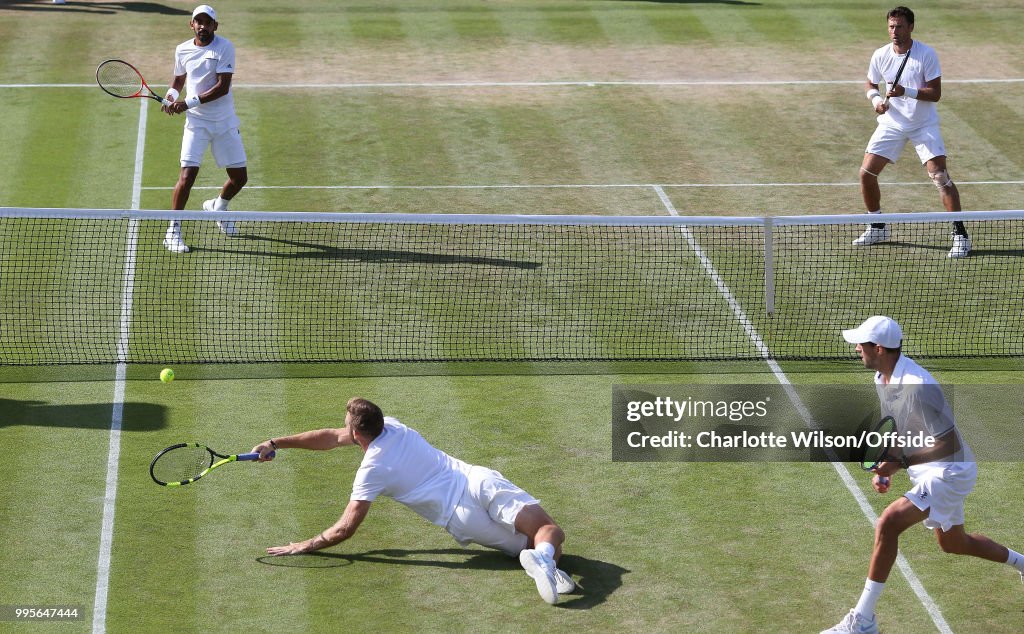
xmin=160 ymin=368 xmax=175 ymax=383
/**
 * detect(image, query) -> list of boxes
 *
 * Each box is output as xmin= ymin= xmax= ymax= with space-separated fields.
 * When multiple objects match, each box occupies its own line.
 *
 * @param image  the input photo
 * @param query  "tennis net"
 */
xmin=2 ymin=207 xmax=1023 ymax=365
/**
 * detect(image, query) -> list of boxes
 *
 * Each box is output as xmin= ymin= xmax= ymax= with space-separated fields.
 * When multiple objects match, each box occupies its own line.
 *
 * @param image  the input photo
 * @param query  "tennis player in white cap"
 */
xmin=822 ymin=315 xmax=1024 ymax=634
xmin=161 ymin=5 xmax=247 ymax=253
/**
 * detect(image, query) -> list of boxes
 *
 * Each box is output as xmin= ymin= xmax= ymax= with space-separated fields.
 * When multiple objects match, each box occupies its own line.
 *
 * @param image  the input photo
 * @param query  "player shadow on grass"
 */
xmin=862 ymin=240 xmax=1024 ymax=258
xmin=0 ymin=398 xmax=165 ymax=431
xmin=256 ymin=548 xmax=628 ymax=608
xmin=200 ymin=234 xmax=542 ymax=270
xmin=0 ymin=1 xmax=189 ymax=14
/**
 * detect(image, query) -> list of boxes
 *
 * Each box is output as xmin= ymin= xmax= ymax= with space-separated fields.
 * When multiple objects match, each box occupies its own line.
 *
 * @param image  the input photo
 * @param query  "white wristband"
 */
xmin=871 ymin=95 xmax=884 ymax=108
xmin=185 ymin=94 xmax=201 ymax=109
xmin=866 ymin=89 xmax=880 ymax=101
xmin=165 ymin=88 xmax=179 ymax=102
xmin=903 ymin=86 xmax=918 ymax=99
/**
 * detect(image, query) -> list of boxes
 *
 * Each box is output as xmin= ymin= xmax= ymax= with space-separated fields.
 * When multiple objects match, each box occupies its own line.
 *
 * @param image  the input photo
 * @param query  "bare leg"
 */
xmin=172 ymin=166 xmax=200 ymax=210
xmin=514 ymin=504 xmax=565 ymax=561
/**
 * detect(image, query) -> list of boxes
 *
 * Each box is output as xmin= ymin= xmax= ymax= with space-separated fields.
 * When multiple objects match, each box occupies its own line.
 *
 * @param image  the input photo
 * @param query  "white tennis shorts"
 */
xmin=865 ymin=122 xmax=946 ymax=164
xmin=181 ymin=119 xmax=247 ymax=168
xmin=904 ymin=462 xmax=977 ymax=532
xmin=444 ymin=466 xmax=538 ymax=556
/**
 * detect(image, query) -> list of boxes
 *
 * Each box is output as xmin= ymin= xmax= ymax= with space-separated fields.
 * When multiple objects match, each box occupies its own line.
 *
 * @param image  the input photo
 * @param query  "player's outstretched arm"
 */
xmin=252 ymin=427 xmax=354 ymax=459
xmin=266 ymin=500 xmax=371 ymax=556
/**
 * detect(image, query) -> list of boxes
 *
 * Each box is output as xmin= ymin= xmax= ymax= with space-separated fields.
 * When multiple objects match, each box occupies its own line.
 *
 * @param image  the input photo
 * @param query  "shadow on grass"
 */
xmin=256 ymin=547 xmax=628 ymax=608
xmin=0 ymin=397 xmax=165 ymax=431
xmin=0 ymin=1 xmax=189 ymax=14
xmin=196 ymin=234 xmax=541 ymax=269
xmin=893 ymin=241 xmax=1024 ymax=258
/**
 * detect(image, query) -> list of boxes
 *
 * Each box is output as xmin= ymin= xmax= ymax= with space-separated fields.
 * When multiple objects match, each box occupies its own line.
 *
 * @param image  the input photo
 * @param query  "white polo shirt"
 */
xmin=867 ymin=39 xmax=941 ymax=131
xmin=174 ymin=34 xmax=238 ymax=127
xmin=875 ymin=354 xmax=975 ymax=476
xmin=350 ymin=419 xmax=473 ymax=527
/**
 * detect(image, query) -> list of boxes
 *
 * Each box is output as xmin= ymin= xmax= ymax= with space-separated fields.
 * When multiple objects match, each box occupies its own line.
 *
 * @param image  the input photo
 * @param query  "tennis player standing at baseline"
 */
xmin=853 ymin=6 xmax=970 ymax=259
xmin=161 ymin=4 xmax=246 ymax=253
xmin=251 ymin=397 xmax=575 ymax=605
xmin=822 ymin=316 xmax=1024 ymax=634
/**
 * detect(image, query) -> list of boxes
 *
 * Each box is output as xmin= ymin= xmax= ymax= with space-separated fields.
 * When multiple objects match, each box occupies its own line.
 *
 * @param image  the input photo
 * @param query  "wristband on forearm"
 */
xmin=165 ymin=88 xmax=180 ymax=102
xmin=866 ymin=89 xmax=883 ymax=108
xmin=185 ymin=94 xmax=201 ymax=109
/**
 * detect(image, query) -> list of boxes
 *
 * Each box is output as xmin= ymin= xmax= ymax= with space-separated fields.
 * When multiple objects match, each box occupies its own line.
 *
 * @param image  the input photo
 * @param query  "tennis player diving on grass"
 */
xmin=251 ymin=397 xmax=574 ymax=605
xmin=854 ymin=6 xmax=970 ymax=258
xmin=822 ymin=316 xmax=1024 ymax=634
xmin=160 ymin=4 xmax=247 ymax=253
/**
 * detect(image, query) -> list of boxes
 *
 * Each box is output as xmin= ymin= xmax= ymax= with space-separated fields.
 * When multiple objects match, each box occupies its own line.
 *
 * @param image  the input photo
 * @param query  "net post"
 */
xmin=763 ymin=216 xmax=775 ymax=316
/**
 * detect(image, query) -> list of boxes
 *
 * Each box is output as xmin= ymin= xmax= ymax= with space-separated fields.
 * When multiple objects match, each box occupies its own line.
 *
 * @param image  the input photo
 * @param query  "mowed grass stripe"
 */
xmin=945 ymin=92 xmax=1024 ymax=181
xmin=190 ymin=385 xmax=312 ymax=632
xmin=1 ymin=91 xmax=133 ymax=208
xmin=105 ymin=384 xmax=202 ymax=631
xmin=348 ymin=5 xmax=405 ymax=42
xmin=449 ymin=3 xmax=508 ymax=45
xmin=0 ymin=384 xmax=119 ymax=614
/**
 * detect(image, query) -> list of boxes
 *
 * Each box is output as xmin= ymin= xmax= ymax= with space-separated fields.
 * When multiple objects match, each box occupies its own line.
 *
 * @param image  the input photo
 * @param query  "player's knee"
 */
xmin=860 ymin=167 xmax=879 ymax=185
xmin=929 ymin=169 xmax=954 ymax=191
xmin=228 ymin=168 xmax=248 ymax=189
xmin=176 ymin=172 xmax=198 ymax=189
xmin=874 ymin=508 xmax=905 ymax=540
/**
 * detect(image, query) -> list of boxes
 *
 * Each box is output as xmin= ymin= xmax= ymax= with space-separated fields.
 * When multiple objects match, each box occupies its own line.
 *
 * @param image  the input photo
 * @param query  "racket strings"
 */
xmin=152 ymin=445 xmax=212 ymax=484
xmin=97 ymin=61 xmax=143 ymax=97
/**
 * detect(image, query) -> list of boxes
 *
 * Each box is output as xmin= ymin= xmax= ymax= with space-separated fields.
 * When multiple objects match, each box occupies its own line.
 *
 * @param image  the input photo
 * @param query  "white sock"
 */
xmin=214 ymin=196 xmax=229 ymax=211
xmin=536 ymin=541 xmax=555 ymax=560
xmin=1006 ymin=549 xmax=1024 ymax=572
xmin=854 ymin=579 xmax=884 ymax=620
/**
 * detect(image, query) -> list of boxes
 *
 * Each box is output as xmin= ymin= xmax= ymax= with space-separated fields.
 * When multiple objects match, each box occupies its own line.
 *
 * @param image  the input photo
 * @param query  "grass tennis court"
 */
xmin=2 ymin=1 xmax=1024 ymax=632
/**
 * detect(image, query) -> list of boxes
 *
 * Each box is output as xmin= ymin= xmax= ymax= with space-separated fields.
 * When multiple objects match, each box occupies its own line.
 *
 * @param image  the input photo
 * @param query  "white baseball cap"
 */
xmin=192 ymin=4 xmax=216 ymax=20
xmin=842 ymin=315 xmax=903 ymax=348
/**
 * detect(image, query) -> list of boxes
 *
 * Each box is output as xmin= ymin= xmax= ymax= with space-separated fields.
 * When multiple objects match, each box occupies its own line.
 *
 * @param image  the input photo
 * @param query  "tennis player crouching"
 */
xmin=822 ymin=316 xmax=1024 ymax=634
xmin=252 ymin=397 xmax=574 ymax=605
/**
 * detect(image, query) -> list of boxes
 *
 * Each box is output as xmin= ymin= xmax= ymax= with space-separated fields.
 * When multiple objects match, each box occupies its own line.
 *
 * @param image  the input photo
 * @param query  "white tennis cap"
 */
xmin=192 ymin=4 xmax=216 ymax=20
xmin=842 ymin=315 xmax=903 ymax=348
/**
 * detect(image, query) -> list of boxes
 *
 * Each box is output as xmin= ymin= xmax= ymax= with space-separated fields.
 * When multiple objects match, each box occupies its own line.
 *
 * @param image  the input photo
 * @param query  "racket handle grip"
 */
xmin=238 ymin=451 xmax=275 ymax=461
xmin=161 ymin=98 xmax=173 ymax=107
xmin=878 ymin=476 xmax=890 ymax=486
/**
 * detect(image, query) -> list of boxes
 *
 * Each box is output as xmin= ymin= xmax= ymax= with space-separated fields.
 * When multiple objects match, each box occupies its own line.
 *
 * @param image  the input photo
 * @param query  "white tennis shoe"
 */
xmin=852 ymin=226 xmax=890 ymax=246
xmin=554 ymin=568 xmax=576 ymax=594
xmin=948 ymin=234 xmax=971 ymax=258
xmin=820 ymin=609 xmax=879 ymax=634
xmin=163 ymin=226 xmax=189 ymax=253
xmin=519 ymin=548 xmax=558 ymax=605
xmin=203 ymin=198 xmax=237 ymax=236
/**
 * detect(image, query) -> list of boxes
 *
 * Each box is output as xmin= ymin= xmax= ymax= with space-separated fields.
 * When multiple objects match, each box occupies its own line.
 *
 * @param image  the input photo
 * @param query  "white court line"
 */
xmin=652 ymin=185 xmax=954 ymax=634
xmin=3 ymin=78 xmax=1024 ymax=89
xmin=92 ymin=98 xmax=145 ymax=634
xmin=139 ymin=180 xmax=1024 ymax=191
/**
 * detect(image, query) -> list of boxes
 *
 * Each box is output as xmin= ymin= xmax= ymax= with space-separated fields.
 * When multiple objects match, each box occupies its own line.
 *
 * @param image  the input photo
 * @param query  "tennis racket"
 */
xmin=95 ymin=59 xmax=172 ymax=106
xmin=150 ymin=443 xmax=274 ymax=487
xmin=882 ymin=44 xmax=912 ymax=106
xmin=861 ymin=415 xmax=896 ymax=486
